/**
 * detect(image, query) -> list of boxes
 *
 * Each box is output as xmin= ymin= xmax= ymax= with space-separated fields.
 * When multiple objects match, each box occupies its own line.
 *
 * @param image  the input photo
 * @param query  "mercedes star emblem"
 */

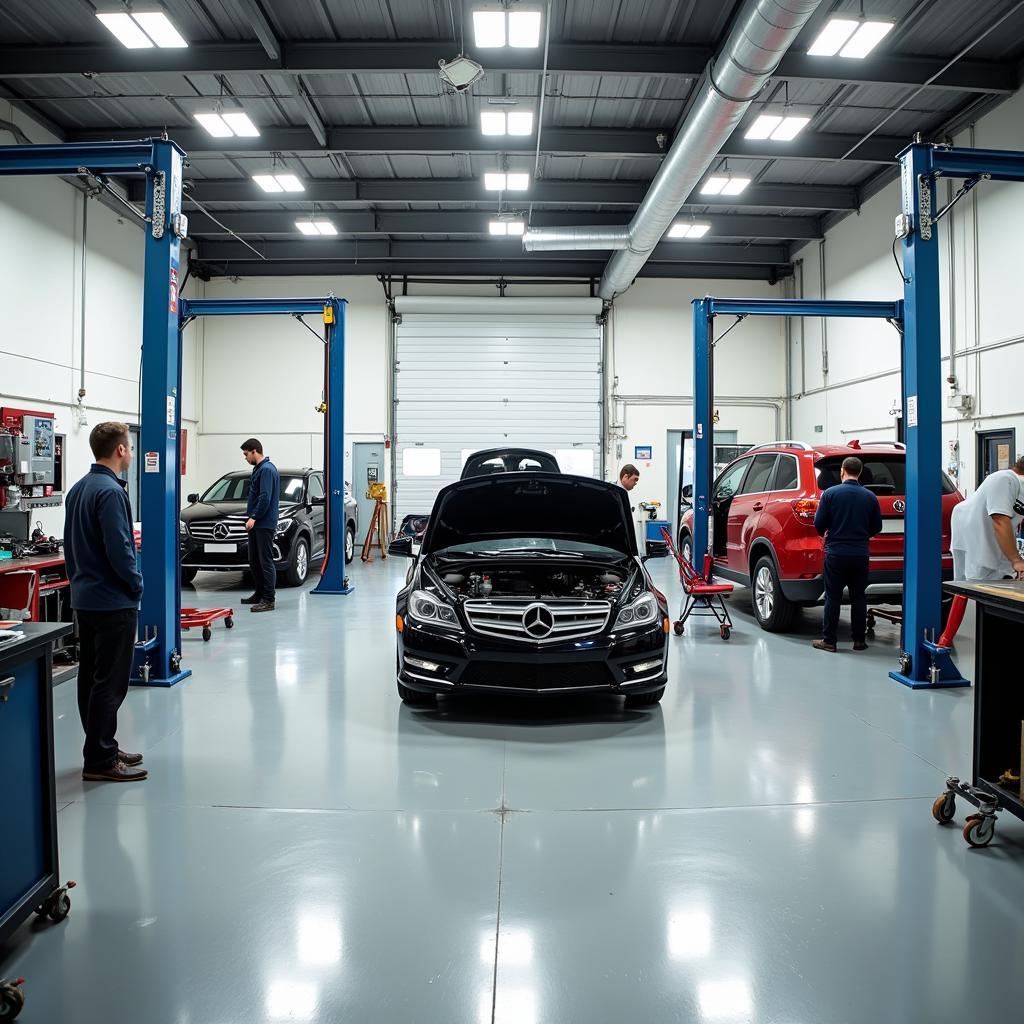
xmin=213 ymin=522 xmax=231 ymax=540
xmin=522 ymin=603 xmax=555 ymax=639
xmin=893 ymin=499 xmax=906 ymax=513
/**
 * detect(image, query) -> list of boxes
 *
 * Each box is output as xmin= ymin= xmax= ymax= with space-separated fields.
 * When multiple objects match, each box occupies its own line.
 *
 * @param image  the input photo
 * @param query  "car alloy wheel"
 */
xmin=755 ymin=564 xmax=775 ymax=621
xmin=682 ymin=538 xmax=692 ymax=566
xmin=345 ymin=525 xmax=355 ymax=563
xmin=296 ymin=542 xmax=308 ymax=581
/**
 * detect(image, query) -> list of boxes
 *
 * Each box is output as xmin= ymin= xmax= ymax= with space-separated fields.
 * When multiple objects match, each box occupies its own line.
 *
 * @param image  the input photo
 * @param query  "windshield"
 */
xmin=201 ymin=474 xmax=305 ymax=502
xmin=815 ymin=456 xmax=958 ymax=496
xmin=438 ymin=536 xmax=625 ymax=559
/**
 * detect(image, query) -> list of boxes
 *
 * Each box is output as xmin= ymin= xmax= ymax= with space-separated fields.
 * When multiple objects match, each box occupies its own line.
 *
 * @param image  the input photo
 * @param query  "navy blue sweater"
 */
xmin=64 ymin=465 xmax=144 ymax=610
xmin=814 ymin=479 xmax=883 ymax=557
xmin=246 ymin=457 xmax=280 ymax=529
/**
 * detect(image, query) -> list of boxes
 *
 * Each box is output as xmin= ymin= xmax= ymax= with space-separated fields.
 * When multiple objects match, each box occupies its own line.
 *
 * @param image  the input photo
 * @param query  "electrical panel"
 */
xmin=0 ymin=407 xmax=60 ymax=512
xmin=19 ymin=416 xmax=55 ymax=484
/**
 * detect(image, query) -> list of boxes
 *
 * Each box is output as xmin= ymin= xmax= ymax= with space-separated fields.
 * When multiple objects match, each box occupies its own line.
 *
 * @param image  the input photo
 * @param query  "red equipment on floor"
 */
xmin=661 ymin=526 xmax=734 ymax=640
xmin=181 ymin=606 xmax=234 ymax=642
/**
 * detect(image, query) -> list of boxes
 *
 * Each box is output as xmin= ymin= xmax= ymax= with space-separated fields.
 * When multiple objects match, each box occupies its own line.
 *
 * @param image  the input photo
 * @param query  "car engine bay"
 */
xmin=437 ymin=563 xmax=630 ymax=601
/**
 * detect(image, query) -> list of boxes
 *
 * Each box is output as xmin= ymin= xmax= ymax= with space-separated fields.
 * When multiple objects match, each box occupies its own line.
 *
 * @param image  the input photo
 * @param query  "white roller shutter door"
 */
xmin=393 ymin=304 xmax=603 ymax=522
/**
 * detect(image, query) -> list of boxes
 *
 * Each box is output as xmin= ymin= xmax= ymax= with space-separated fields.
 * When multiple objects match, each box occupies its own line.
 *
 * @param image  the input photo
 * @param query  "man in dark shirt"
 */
xmin=64 ymin=422 xmax=147 ymax=782
xmin=240 ymin=438 xmax=280 ymax=612
xmin=812 ymin=456 xmax=883 ymax=653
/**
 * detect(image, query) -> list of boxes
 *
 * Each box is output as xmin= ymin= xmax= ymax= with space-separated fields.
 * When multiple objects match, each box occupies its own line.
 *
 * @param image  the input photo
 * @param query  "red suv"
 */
xmin=678 ymin=441 xmax=963 ymax=632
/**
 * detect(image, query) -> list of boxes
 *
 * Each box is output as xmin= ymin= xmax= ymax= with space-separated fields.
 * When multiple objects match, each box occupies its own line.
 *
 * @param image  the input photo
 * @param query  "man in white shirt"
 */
xmin=950 ymin=456 xmax=1024 ymax=580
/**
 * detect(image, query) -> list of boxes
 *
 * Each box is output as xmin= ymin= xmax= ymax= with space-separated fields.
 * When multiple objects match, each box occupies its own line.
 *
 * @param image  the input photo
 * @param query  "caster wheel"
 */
xmin=202 ymin=627 xmax=212 ymax=642
xmin=673 ymin=621 xmax=684 ymax=636
xmin=0 ymin=979 xmax=26 ymax=1021
xmin=720 ymin=625 xmax=731 ymax=640
xmin=224 ymin=617 xmax=234 ymax=629
xmin=44 ymin=891 xmax=71 ymax=923
xmin=932 ymin=793 xmax=956 ymax=824
xmin=963 ymin=815 xmax=995 ymax=848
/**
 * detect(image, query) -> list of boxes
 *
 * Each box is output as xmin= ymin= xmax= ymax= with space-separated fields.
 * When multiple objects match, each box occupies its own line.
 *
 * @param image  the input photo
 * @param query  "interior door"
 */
xmin=710 ymin=457 xmax=752 ymax=561
xmin=352 ymin=442 xmax=384 ymax=544
xmin=308 ymin=473 xmax=326 ymax=555
xmin=726 ymin=454 xmax=778 ymax=571
xmin=977 ymin=430 xmax=1015 ymax=486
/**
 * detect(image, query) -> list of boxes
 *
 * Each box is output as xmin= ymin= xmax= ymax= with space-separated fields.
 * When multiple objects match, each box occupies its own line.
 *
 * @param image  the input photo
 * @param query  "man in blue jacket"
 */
xmin=241 ymin=438 xmax=280 ymax=612
xmin=64 ymin=422 xmax=147 ymax=782
xmin=812 ymin=456 xmax=883 ymax=653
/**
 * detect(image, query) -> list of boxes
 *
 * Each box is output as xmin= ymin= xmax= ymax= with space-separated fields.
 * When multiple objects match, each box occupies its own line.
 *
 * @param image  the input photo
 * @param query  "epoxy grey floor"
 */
xmin=4 ymin=558 xmax=1024 ymax=1023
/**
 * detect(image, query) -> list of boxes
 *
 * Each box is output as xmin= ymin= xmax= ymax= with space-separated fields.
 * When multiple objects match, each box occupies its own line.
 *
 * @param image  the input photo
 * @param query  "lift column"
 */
xmin=691 ymin=299 xmax=714 ymax=566
xmin=890 ymin=142 xmax=967 ymax=688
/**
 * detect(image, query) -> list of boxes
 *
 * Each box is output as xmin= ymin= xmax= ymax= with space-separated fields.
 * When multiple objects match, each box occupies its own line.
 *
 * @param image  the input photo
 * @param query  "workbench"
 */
xmin=0 ymin=623 xmax=75 ymax=1019
xmin=0 ymin=554 xmax=69 ymax=622
xmin=932 ymin=579 xmax=1024 ymax=848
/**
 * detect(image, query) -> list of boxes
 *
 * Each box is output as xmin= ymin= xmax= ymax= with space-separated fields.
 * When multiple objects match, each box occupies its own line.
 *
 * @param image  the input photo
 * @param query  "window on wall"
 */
xmin=402 ymin=448 xmax=442 ymax=476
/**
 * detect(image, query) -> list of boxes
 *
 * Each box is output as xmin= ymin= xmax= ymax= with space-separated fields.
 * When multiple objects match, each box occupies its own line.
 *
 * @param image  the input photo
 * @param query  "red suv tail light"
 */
xmin=791 ymin=498 xmax=818 ymax=521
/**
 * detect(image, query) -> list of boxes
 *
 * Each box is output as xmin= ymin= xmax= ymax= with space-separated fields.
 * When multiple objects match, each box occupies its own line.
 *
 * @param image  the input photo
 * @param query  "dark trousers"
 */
xmin=77 ymin=608 xmax=138 ymax=771
xmin=248 ymin=527 xmax=276 ymax=602
xmin=822 ymin=553 xmax=869 ymax=645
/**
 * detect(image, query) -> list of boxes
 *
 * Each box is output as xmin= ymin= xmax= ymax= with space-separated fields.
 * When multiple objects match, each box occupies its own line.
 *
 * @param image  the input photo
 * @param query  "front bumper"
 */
xmin=397 ymin=619 xmax=668 ymax=697
xmin=179 ymin=537 xmax=289 ymax=571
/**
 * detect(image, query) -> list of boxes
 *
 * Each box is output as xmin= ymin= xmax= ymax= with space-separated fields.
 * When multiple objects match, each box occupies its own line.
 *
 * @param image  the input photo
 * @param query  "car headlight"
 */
xmin=179 ymin=520 xmax=188 ymax=536
xmin=274 ymin=518 xmax=294 ymax=536
xmin=408 ymin=589 xmax=462 ymax=629
xmin=613 ymin=592 xmax=659 ymax=630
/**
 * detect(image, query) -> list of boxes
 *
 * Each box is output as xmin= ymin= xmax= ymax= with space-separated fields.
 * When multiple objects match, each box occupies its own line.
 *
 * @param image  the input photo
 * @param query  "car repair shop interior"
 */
xmin=2 ymin=1 xmax=1024 ymax=1021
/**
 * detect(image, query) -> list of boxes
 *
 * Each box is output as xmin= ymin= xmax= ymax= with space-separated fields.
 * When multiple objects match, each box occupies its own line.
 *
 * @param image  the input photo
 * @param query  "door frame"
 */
xmin=976 ymin=429 xmax=1016 ymax=487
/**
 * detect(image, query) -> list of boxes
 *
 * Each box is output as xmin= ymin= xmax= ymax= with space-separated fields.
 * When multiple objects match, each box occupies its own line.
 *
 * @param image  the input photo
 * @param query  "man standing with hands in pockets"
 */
xmin=240 ymin=438 xmax=280 ymax=612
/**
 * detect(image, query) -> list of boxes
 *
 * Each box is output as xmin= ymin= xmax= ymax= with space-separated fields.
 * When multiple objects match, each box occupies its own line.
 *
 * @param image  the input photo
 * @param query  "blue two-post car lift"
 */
xmin=177 ymin=297 xmax=353 ymax=599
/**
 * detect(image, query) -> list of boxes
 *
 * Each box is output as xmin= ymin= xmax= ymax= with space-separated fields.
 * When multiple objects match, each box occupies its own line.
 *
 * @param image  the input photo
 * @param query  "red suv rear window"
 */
xmin=815 ymin=456 xmax=958 ymax=496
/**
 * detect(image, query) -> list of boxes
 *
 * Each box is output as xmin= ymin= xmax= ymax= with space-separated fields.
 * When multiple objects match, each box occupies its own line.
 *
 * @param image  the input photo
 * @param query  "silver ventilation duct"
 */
xmin=522 ymin=0 xmax=823 ymax=299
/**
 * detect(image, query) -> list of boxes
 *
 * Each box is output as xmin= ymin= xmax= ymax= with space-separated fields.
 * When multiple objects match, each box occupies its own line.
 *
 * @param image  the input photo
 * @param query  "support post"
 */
xmin=134 ymin=138 xmax=191 ymax=686
xmin=691 ymin=299 xmax=713 ymax=568
xmin=890 ymin=143 xmax=968 ymax=688
xmin=313 ymin=298 xmax=353 ymax=594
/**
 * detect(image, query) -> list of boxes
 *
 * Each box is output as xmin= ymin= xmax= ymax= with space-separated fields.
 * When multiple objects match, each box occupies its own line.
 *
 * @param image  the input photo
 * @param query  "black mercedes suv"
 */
xmin=179 ymin=468 xmax=358 ymax=587
xmin=389 ymin=472 xmax=670 ymax=706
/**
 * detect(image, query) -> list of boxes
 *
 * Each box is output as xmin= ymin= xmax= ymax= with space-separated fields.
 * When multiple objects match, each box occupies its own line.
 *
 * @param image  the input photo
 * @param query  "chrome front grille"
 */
xmin=463 ymin=600 xmax=610 ymax=644
xmin=187 ymin=518 xmax=248 ymax=541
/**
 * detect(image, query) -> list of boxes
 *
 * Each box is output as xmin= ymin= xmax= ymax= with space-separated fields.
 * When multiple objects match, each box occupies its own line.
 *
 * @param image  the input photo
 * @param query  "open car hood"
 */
xmin=421 ymin=473 xmax=638 ymax=556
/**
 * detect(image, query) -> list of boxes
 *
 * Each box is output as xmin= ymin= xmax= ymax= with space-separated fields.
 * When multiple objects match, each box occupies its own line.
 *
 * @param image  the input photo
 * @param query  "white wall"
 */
xmin=789 ymin=88 xmax=1024 ymax=491
xmin=609 ymin=277 xmax=785 ymax=509
xmin=0 ymin=123 xmax=204 ymax=535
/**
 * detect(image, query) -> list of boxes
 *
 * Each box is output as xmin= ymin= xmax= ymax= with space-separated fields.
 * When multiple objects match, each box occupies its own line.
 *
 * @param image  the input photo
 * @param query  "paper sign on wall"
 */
xmin=166 ymin=395 xmax=176 ymax=426
xmin=906 ymin=395 xmax=918 ymax=428
xmin=634 ymin=446 xmax=652 ymax=461
xmin=144 ymin=452 xmax=159 ymax=473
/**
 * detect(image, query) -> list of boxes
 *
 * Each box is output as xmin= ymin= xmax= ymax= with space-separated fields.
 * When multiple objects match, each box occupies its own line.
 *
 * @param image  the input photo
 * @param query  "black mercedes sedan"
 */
xmin=388 ymin=472 xmax=669 ymax=706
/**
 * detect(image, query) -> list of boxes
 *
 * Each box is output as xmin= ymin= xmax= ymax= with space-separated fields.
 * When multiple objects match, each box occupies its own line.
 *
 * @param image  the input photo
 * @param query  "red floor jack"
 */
xmin=661 ymin=527 xmax=734 ymax=640
xmin=181 ymin=606 xmax=235 ymax=642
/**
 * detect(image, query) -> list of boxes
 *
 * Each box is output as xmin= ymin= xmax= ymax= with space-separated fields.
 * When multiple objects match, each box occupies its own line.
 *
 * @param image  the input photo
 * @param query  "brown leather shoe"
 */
xmin=82 ymin=761 xmax=148 ymax=782
xmin=251 ymin=601 xmax=275 ymax=613
xmin=852 ymin=641 xmax=868 ymax=651
xmin=118 ymin=749 xmax=144 ymax=766
xmin=812 ymin=639 xmax=837 ymax=653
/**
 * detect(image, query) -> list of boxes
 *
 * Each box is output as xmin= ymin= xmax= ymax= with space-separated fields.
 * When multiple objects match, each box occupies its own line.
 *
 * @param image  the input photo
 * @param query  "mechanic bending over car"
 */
xmin=811 ymin=455 xmax=882 ymax=654
xmin=950 ymin=455 xmax=1024 ymax=581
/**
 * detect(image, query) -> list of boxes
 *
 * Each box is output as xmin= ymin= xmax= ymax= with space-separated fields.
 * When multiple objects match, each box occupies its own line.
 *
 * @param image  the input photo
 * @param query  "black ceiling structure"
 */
xmin=2 ymin=0 xmax=1023 ymax=283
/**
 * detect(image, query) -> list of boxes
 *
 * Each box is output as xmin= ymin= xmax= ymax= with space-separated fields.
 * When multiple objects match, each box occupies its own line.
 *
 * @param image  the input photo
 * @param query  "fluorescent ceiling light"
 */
xmin=505 ymin=220 xmax=525 ymax=236
xmin=193 ymin=112 xmax=233 ymax=138
xmin=770 ymin=116 xmax=810 ymax=141
xmin=473 ymin=10 xmax=507 ymax=47
xmin=253 ymin=173 xmax=304 ymax=193
xmin=484 ymin=172 xmax=507 ymax=190
xmin=95 ymin=12 xmax=153 ymax=49
xmin=480 ymin=111 xmax=507 ymax=136
xmin=508 ymin=10 xmax=543 ymax=47
xmin=489 ymin=221 xmax=508 ymax=235
xmin=507 ymin=110 xmax=534 ymax=135
xmin=840 ymin=20 xmax=895 ymax=58
xmin=746 ymin=114 xmax=809 ymax=141
xmin=252 ymin=174 xmax=283 ymax=193
xmin=807 ymin=18 xmax=859 ymax=57
xmin=96 ymin=10 xmax=187 ymax=49
xmin=745 ymin=115 xmax=782 ymax=140
xmin=700 ymin=176 xmax=727 ymax=195
xmin=296 ymin=219 xmax=337 ymax=236
xmin=222 ymin=111 xmax=260 ymax=137
xmin=721 ymin=176 xmax=751 ymax=195
xmin=668 ymin=222 xmax=710 ymax=239
xmin=130 ymin=11 xmax=188 ymax=48
xmin=506 ymin=172 xmax=530 ymax=191
xmin=438 ymin=54 xmax=485 ymax=91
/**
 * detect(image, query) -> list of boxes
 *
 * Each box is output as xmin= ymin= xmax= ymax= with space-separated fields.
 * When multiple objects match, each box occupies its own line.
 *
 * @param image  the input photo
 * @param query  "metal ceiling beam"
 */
xmin=194 ymin=238 xmax=791 ymax=264
xmin=175 ymin=176 xmax=858 ymax=210
xmin=189 ymin=259 xmax=785 ymax=281
xmin=0 ymin=41 xmax=1013 ymax=93
xmin=185 ymin=208 xmax=821 ymax=240
xmin=228 ymin=0 xmax=280 ymax=61
xmin=70 ymin=125 xmax=903 ymax=163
